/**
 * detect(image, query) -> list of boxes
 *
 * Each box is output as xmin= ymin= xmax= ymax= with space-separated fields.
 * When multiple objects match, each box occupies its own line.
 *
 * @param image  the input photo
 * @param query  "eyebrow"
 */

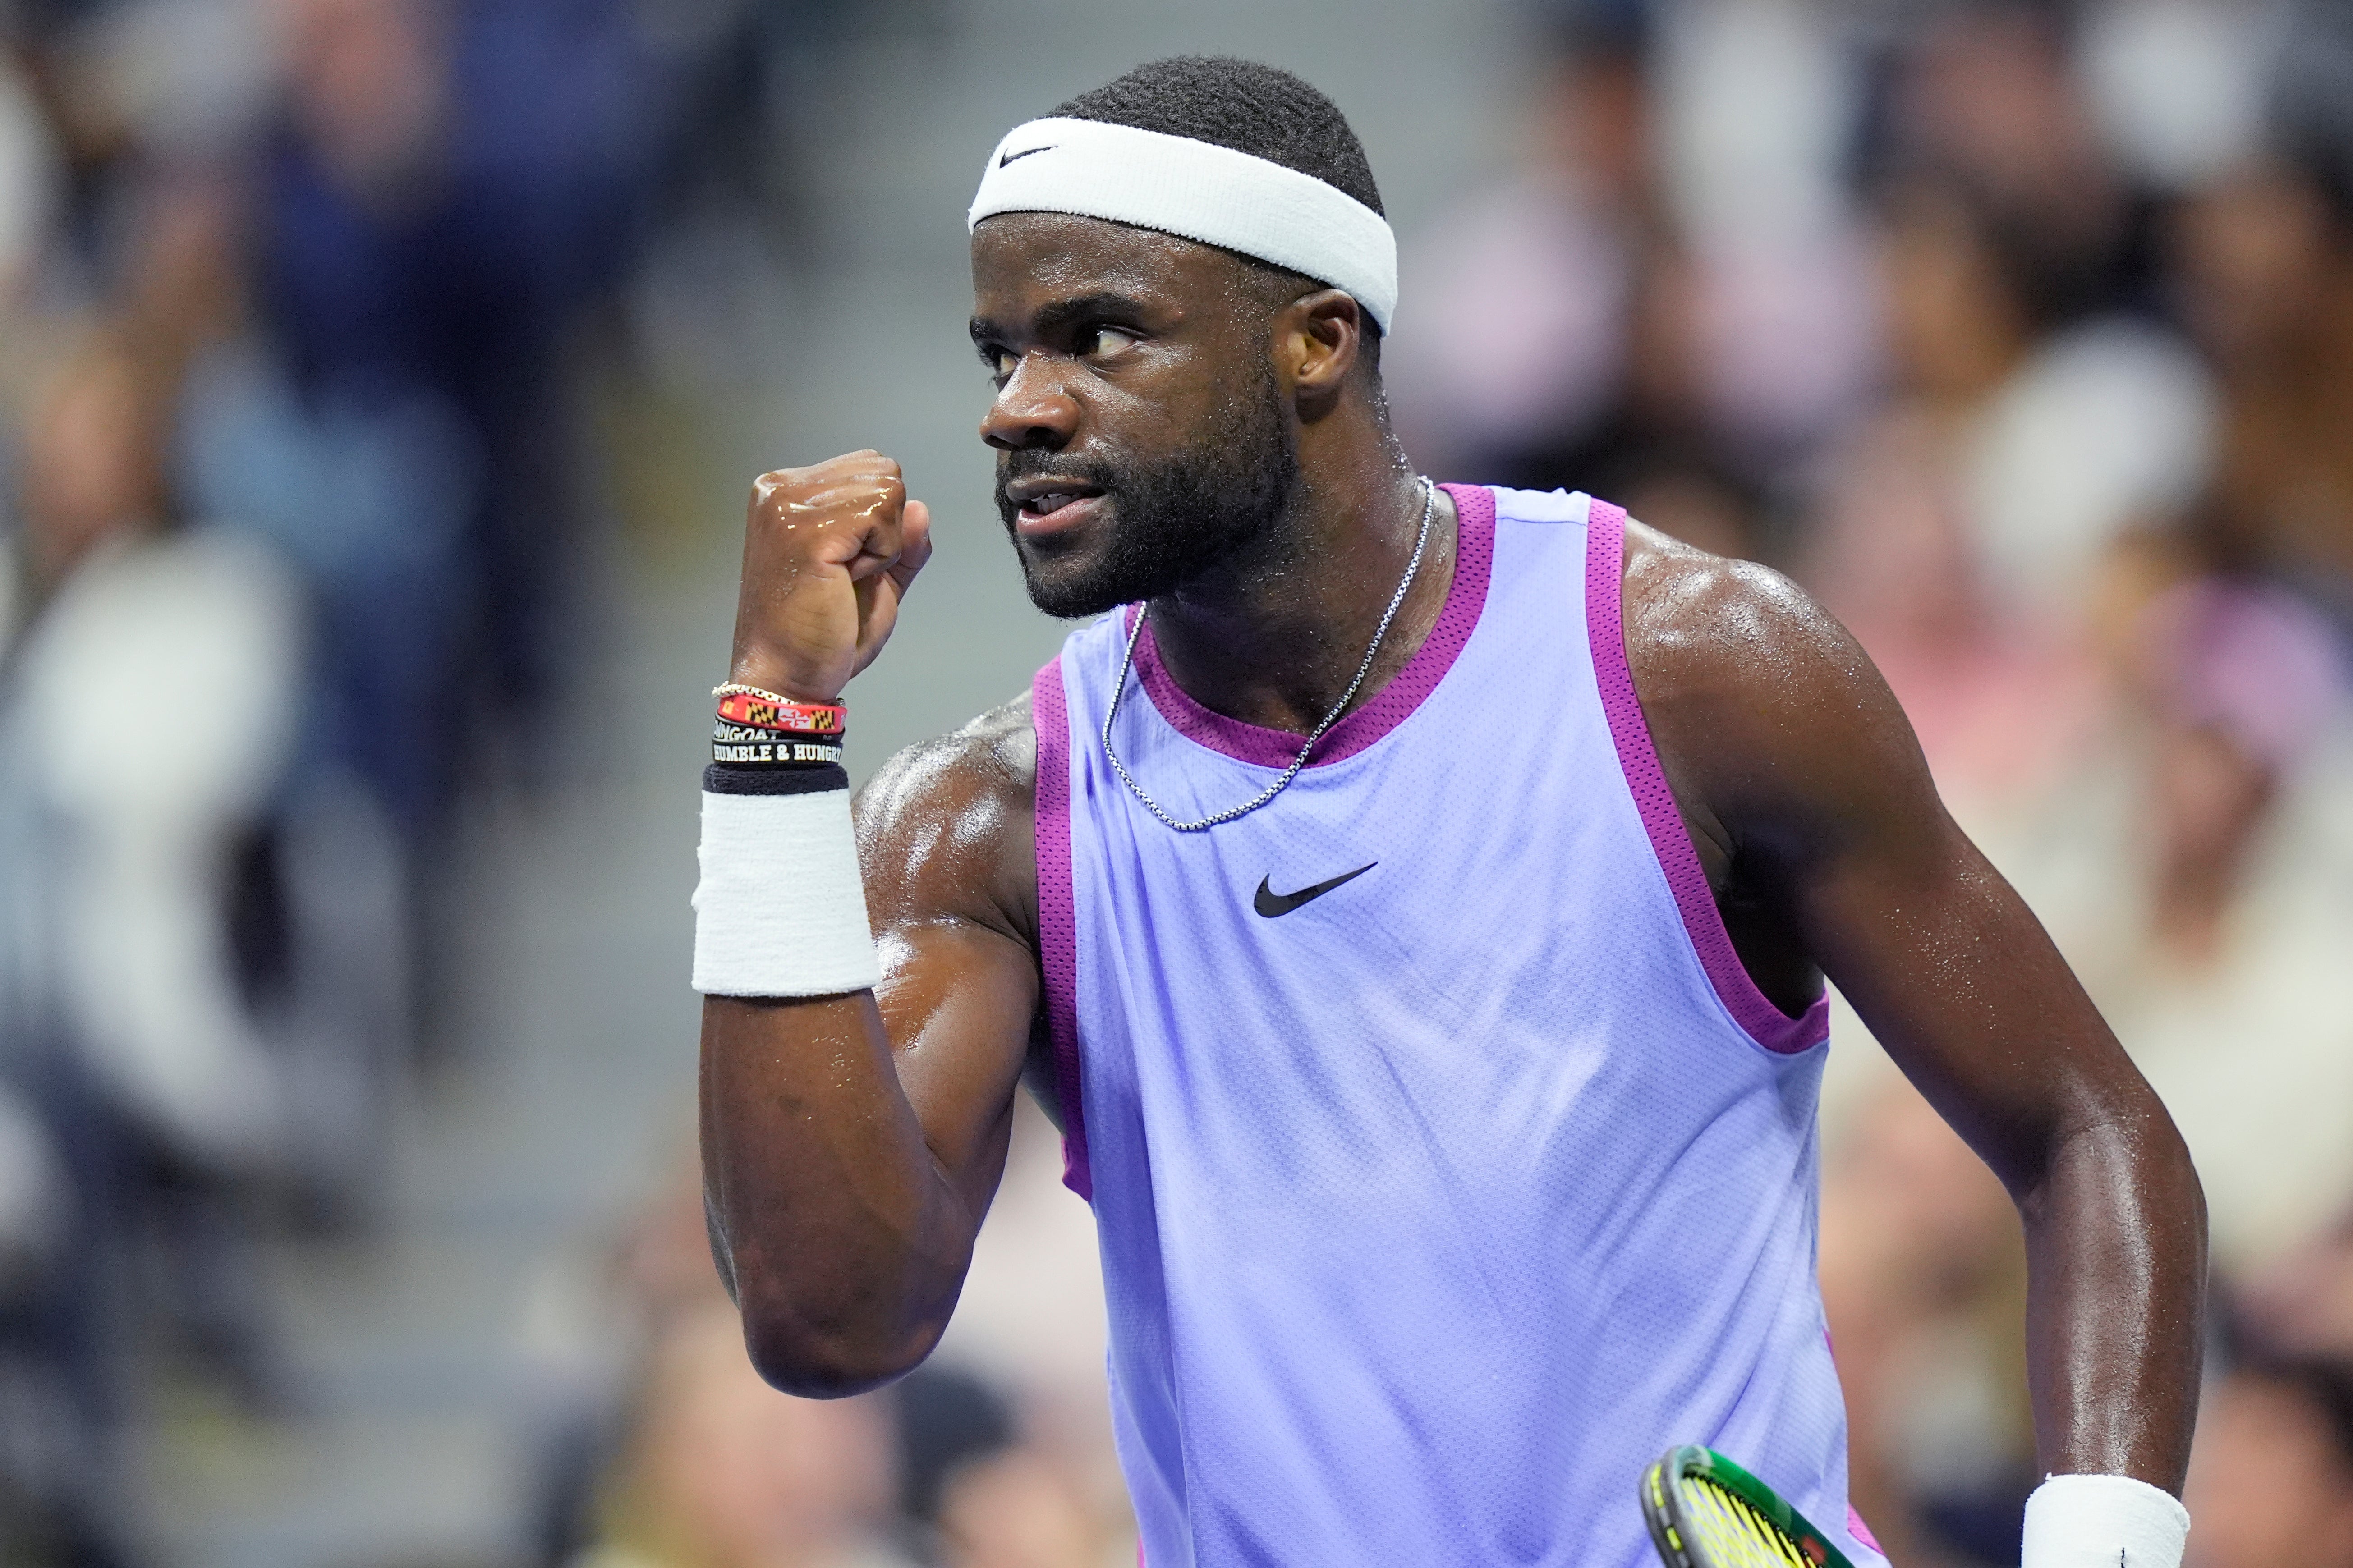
xmin=968 ymin=291 xmax=1155 ymax=347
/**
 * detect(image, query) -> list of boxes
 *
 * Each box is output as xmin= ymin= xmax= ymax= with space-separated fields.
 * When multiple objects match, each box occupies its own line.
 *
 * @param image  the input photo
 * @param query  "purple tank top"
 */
xmin=1030 ymin=486 xmax=1885 ymax=1567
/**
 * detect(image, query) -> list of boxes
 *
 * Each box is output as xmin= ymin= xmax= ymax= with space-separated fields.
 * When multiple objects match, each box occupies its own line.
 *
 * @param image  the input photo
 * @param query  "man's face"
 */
xmin=969 ymin=213 xmax=1300 ymax=617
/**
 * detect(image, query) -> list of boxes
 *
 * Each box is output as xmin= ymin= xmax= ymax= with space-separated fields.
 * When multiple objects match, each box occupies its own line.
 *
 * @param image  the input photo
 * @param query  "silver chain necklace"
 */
xmin=1101 ymin=477 xmax=1437 ymax=833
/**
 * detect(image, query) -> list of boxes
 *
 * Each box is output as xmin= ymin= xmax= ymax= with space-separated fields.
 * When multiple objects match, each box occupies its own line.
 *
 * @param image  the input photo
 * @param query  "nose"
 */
xmin=980 ymin=354 xmax=1080 ymax=452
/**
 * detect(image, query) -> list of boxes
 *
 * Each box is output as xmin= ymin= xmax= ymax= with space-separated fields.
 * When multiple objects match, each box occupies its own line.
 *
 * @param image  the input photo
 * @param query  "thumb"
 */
xmin=887 ymin=500 xmax=933 ymax=600
xmin=854 ymin=499 xmax=931 ymax=671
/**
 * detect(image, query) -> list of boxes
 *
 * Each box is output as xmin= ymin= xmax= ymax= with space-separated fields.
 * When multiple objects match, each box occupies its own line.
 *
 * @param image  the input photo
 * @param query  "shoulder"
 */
xmin=854 ymin=691 xmax=1039 ymax=944
xmin=1628 ymin=512 xmax=1863 ymax=667
xmin=1618 ymin=521 xmax=1930 ymax=830
xmin=1621 ymin=522 xmax=1872 ymax=697
xmin=858 ymin=690 xmax=1036 ymax=819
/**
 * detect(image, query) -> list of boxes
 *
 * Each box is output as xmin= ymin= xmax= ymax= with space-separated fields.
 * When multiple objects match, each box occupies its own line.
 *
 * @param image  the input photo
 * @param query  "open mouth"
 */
xmin=1015 ymin=483 xmax=1104 ymax=518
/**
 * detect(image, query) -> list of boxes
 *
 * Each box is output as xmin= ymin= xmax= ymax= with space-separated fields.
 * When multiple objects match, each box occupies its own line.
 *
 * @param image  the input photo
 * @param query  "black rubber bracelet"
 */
xmin=712 ymin=739 xmax=846 ymax=766
xmin=714 ymin=719 xmax=843 ymax=744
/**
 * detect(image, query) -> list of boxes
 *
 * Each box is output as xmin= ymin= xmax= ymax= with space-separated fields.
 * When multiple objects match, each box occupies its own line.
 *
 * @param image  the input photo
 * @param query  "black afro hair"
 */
xmin=1052 ymin=56 xmax=1384 ymax=218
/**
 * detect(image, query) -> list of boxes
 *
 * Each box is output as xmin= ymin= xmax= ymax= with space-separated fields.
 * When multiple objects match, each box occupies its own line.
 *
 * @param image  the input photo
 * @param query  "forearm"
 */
xmin=2018 ymin=1105 xmax=2207 ymax=1491
xmin=699 ymin=991 xmax=983 ymax=1396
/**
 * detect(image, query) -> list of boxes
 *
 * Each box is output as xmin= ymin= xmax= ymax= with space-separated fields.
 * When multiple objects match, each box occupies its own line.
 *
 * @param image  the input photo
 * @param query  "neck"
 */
xmin=1145 ymin=442 xmax=1457 ymax=736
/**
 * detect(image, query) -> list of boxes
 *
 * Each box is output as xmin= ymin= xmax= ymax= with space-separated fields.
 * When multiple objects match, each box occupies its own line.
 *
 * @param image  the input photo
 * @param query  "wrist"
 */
xmin=728 ymin=656 xmax=842 ymax=706
xmin=711 ymin=683 xmax=847 ymax=769
xmin=693 ymin=670 xmax=873 ymax=996
xmin=693 ymin=767 xmax=876 ymax=996
xmin=2021 ymin=1472 xmax=2188 ymax=1568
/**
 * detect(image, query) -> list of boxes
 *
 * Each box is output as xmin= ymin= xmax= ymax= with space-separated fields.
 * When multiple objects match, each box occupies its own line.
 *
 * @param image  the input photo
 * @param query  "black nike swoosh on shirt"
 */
xmin=1253 ymin=863 xmax=1376 ymax=918
xmin=998 ymin=144 xmax=1054 ymax=167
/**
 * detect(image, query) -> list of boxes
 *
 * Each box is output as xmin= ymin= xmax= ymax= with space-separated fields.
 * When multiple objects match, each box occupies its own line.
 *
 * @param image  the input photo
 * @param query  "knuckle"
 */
xmin=747 ymin=454 xmax=902 ymax=527
xmin=753 ymin=468 xmax=809 ymax=509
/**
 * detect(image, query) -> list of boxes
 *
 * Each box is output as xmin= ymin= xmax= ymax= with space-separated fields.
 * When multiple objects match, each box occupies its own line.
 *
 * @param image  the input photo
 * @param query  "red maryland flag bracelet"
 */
xmin=713 ymin=684 xmax=847 ymax=735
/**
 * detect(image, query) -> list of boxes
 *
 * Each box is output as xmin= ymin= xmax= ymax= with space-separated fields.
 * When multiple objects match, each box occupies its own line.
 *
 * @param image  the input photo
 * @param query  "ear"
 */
xmin=1278 ymin=289 xmax=1368 ymax=421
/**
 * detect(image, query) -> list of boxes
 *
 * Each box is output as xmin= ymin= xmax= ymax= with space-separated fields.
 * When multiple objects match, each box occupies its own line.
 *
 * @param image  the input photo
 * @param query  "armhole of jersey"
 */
xmin=1031 ymin=653 xmax=1093 ymax=1198
xmin=1582 ymin=501 xmax=1829 ymax=1054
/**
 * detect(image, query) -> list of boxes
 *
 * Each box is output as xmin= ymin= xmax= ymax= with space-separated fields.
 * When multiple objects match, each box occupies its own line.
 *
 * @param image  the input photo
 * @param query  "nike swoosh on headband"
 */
xmin=998 ymin=143 xmax=1054 ymax=167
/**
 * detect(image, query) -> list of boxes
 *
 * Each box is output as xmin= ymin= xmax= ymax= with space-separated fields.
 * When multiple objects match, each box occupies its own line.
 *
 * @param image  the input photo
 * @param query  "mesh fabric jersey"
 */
xmin=1031 ymin=486 xmax=1887 ymax=1568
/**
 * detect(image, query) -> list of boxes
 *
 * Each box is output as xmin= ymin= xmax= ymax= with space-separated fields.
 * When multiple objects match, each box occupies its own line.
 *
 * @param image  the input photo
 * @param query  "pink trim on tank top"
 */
xmin=1123 ymin=482 xmax=1498 ymax=768
xmin=1582 ymin=500 xmax=1829 ymax=1055
xmin=1824 ymin=1327 xmax=1885 ymax=1553
xmin=1030 ymin=656 xmax=1092 ymax=1199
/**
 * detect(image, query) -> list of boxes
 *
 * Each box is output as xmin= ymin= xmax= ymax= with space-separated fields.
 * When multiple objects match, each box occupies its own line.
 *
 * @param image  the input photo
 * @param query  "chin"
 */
xmin=1019 ymin=559 xmax=1131 ymax=620
xmin=1008 ymin=520 xmax=1126 ymax=619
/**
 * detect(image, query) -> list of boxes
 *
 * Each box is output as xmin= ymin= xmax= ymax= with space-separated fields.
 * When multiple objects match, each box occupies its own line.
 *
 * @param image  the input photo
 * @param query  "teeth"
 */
xmin=1018 ymin=487 xmax=1099 ymax=517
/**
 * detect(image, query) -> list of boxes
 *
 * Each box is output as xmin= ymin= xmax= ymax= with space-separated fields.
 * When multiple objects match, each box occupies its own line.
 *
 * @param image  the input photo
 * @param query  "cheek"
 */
xmin=1095 ymin=343 xmax=1256 ymax=448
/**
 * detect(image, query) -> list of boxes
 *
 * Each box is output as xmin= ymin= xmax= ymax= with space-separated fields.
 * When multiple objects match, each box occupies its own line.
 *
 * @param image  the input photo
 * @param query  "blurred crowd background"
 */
xmin=0 ymin=0 xmax=2349 ymax=1564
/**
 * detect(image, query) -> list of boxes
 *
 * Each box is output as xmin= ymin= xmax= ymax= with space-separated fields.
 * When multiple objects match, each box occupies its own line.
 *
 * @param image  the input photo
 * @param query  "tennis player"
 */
xmin=692 ymin=58 xmax=2205 ymax=1568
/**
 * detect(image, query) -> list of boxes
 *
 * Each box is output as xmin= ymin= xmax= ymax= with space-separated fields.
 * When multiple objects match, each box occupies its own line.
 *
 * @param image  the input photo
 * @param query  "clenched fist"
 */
xmin=729 ymin=452 xmax=933 ymax=703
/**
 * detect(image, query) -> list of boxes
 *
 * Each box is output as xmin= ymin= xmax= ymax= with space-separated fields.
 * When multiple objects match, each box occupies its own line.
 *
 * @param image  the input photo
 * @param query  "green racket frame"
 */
xmin=1639 ymin=1445 xmax=1857 ymax=1568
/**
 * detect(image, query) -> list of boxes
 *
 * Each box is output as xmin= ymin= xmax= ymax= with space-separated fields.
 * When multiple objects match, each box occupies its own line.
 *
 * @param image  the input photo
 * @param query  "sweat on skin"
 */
xmin=690 ymin=61 xmax=2204 ymax=1568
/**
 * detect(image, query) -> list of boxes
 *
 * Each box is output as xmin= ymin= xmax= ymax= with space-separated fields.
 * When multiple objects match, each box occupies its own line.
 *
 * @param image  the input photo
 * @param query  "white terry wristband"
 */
xmin=2022 ymin=1472 xmax=2190 ymax=1568
xmin=692 ymin=785 xmax=882 ymax=997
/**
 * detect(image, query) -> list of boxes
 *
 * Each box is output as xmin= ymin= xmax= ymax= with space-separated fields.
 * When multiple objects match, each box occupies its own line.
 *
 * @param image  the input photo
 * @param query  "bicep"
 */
xmin=851 ymin=715 xmax=1045 ymax=1217
xmin=870 ymin=915 xmax=1039 ymax=1218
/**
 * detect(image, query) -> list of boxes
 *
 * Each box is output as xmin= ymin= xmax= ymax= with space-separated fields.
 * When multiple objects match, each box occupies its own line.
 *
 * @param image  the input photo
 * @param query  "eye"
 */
xmin=1077 ymin=326 xmax=1138 ymax=361
xmin=981 ymin=347 xmax=1017 ymax=385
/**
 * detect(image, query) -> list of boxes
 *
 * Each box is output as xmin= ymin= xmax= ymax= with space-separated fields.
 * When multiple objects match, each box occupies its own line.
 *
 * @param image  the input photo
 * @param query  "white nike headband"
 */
xmin=967 ymin=116 xmax=1398 ymax=333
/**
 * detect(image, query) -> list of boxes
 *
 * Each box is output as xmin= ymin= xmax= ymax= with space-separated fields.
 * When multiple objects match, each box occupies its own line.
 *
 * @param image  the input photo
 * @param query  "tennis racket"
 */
xmin=1640 ymin=1445 xmax=1856 ymax=1568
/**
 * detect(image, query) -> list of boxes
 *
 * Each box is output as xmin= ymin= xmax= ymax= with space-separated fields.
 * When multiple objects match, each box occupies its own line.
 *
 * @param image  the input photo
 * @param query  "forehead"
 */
xmin=969 ymin=211 xmax=1260 ymax=324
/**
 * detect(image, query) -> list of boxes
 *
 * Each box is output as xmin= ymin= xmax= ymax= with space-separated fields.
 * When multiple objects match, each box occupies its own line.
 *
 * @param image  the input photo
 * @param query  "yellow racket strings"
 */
xmin=1681 ymin=1475 xmax=1812 ymax=1568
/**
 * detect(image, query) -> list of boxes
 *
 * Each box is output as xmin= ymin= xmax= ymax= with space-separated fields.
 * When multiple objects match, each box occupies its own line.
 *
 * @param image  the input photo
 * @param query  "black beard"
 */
xmin=996 ymin=370 xmax=1300 ymax=619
